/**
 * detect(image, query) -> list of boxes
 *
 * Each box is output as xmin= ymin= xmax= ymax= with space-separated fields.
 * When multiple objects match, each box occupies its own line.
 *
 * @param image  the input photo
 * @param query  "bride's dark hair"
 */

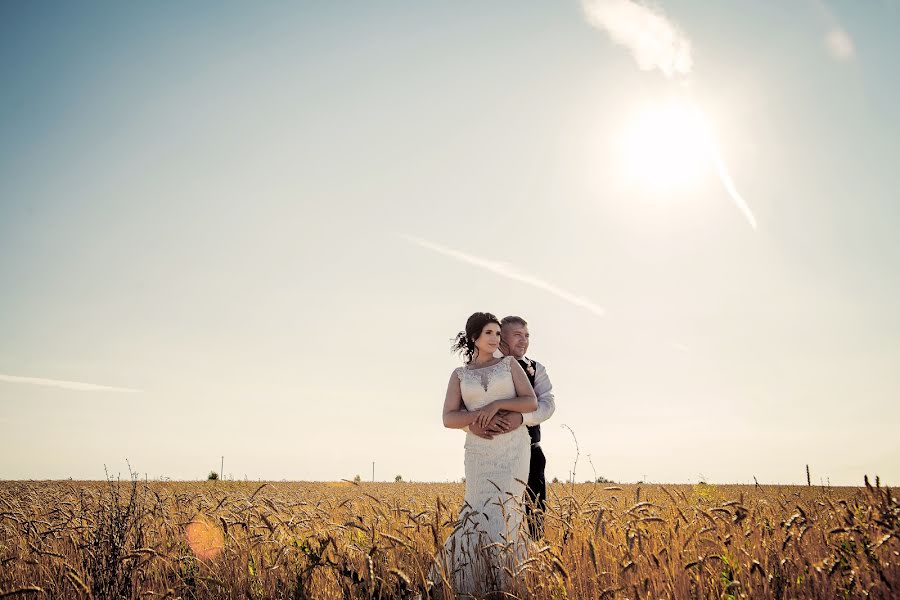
xmin=452 ymin=312 xmax=501 ymax=364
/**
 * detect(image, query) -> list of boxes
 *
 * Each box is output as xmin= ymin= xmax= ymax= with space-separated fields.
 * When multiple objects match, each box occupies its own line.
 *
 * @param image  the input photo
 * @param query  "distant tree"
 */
xmin=596 ymin=476 xmax=613 ymax=483
xmin=395 ymin=474 xmax=403 ymax=482
xmin=353 ymin=474 xmax=362 ymax=483
xmin=551 ymin=476 xmax=560 ymax=484
xmin=207 ymin=471 xmax=219 ymax=480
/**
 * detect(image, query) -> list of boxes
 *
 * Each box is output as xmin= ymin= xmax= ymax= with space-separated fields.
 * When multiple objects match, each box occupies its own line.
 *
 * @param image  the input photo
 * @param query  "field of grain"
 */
xmin=0 ymin=477 xmax=896 ymax=598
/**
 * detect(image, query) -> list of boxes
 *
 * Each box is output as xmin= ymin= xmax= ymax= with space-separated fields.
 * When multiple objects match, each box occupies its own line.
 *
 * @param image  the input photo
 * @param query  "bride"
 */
xmin=436 ymin=311 xmax=537 ymax=595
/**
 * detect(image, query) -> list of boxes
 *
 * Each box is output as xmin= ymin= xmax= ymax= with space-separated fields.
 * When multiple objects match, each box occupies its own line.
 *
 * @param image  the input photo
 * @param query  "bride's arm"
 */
xmin=442 ymin=370 xmax=481 ymax=429
xmin=495 ymin=358 xmax=538 ymax=413
xmin=474 ymin=359 xmax=537 ymax=428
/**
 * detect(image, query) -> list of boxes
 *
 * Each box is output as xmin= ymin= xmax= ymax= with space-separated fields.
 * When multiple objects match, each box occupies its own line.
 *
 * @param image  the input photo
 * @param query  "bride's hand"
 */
xmin=476 ymin=403 xmax=501 ymax=429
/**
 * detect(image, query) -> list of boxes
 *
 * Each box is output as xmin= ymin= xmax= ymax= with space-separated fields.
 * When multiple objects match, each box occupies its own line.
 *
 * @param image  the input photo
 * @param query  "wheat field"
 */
xmin=0 ymin=477 xmax=896 ymax=599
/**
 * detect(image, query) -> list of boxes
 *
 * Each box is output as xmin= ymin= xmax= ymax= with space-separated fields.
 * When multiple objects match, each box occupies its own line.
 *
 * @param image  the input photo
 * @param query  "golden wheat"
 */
xmin=0 ymin=478 xmax=896 ymax=598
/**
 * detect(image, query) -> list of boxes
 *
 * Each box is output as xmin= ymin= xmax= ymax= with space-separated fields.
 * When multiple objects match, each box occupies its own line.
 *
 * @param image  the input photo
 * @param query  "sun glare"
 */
xmin=618 ymin=100 xmax=714 ymax=192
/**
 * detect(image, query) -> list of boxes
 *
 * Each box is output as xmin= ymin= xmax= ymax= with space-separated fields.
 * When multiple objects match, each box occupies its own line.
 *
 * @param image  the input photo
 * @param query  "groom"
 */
xmin=469 ymin=315 xmax=556 ymax=539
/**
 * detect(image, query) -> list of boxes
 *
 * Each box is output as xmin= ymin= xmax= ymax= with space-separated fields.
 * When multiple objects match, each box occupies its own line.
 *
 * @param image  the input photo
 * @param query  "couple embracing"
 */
xmin=435 ymin=312 xmax=556 ymax=595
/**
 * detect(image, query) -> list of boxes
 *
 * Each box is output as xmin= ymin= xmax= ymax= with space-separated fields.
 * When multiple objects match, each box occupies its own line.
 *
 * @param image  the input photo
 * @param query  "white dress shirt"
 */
xmin=518 ymin=355 xmax=556 ymax=427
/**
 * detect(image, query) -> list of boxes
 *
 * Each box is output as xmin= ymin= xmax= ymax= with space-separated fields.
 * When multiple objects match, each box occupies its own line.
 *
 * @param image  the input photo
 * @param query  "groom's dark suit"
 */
xmin=518 ymin=357 xmax=547 ymax=539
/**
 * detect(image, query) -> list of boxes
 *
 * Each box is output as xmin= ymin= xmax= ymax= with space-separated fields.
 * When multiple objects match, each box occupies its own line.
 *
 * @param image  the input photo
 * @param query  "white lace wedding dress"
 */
xmin=434 ymin=355 xmax=532 ymax=595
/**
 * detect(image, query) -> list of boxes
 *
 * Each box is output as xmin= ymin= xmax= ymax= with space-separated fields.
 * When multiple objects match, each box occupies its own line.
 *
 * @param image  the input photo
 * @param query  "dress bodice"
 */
xmin=455 ymin=355 xmax=516 ymax=411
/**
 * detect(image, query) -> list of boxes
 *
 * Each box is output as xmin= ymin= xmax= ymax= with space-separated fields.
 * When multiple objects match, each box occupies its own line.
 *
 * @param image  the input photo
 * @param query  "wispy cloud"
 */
xmin=581 ymin=0 xmax=692 ymax=78
xmin=0 ymin=373 xmax=141 ymax=393
xmin=824 ymin=28 xmax=855 ymax=61
xmin=809 ymin=0 xmax=855 ymax=62
xmin=402 ymin=235 xmax=606 ymax=317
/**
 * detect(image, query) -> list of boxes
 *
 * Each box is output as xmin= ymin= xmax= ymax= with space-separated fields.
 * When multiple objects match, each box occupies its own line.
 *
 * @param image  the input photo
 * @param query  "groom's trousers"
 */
xmin=525 ymin=443 xmax=547 ymax=539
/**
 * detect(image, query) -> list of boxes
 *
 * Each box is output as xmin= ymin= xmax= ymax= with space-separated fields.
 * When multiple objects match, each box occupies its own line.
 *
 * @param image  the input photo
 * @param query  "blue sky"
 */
xmin=1 ymin=1 xmax=898 ymax=485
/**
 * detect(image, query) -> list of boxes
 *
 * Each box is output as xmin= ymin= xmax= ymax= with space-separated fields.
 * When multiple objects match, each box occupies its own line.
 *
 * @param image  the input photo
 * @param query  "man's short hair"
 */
xmin=500 ymin=316 xmax=528 ymax=328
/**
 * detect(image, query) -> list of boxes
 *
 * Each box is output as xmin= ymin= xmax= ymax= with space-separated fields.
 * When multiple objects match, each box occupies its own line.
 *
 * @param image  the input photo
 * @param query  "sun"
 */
xmin=617 ymin=99 xmax=714 ymax=192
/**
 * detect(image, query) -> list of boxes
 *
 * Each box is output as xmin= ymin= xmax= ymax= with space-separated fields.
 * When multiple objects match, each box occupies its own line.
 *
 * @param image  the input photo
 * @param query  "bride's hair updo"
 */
xmin=452 ymin=311 xmax=501 ymax=364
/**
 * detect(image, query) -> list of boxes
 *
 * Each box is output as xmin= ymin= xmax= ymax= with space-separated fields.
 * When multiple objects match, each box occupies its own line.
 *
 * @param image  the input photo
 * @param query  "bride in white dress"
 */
xmin=436 ymin=312 xmax=537 ymax=596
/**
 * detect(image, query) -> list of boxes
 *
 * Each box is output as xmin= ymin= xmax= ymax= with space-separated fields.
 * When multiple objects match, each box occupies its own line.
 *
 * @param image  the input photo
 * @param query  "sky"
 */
xmin=1 ymin=1 xmax=898 ymax=486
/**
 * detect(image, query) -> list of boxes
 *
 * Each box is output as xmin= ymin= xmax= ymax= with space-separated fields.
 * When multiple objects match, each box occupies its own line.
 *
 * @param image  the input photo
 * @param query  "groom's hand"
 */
xmin=468 ymin=421 xmax=495 ymax=440
xmin=487 ymin=411 xmax=524 ymax=434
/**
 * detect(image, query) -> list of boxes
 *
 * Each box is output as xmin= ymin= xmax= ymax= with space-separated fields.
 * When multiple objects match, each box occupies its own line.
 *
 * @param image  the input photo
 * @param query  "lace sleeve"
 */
xmin=503 ymin=355 xmax=514 ymax=370
xmin=454 ymin=367 xmax=464 ymax=381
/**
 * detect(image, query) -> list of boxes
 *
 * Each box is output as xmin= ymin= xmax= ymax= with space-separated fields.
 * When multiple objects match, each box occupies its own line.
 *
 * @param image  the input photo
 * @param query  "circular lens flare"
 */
xmin=185 ymin=515 xmax=225 ymax=560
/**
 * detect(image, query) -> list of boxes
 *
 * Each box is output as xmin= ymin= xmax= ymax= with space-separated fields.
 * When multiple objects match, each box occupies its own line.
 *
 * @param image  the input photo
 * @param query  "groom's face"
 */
xmin=500 ymin=324 xmax=529 ymax=358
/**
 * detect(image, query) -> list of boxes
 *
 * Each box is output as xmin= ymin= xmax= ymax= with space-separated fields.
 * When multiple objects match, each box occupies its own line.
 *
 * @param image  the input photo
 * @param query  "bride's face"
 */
xmin=473 ymin=323 xmax=501 ymax=358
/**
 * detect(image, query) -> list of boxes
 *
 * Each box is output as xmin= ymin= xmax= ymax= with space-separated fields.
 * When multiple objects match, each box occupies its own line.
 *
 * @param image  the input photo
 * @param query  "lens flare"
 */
xmin=185 ymin=515 xmax=224 ymax=560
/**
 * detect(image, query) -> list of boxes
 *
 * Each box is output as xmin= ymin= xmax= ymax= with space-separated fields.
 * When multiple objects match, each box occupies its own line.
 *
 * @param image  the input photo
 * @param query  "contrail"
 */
xmin=581 ymin=0 xmax=692 ymax=78
xmin=666 ymin=340 xmax=691 ymax=353
xmin=708 ymin=140 xmax=758 ymax=229
xmin=687 ymin=102 xmax=759 ymax=229
xmin=0 ymin=373 xmax=141 ymax=393
xmin=402 ymin=235 xmax=606 ymax=317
